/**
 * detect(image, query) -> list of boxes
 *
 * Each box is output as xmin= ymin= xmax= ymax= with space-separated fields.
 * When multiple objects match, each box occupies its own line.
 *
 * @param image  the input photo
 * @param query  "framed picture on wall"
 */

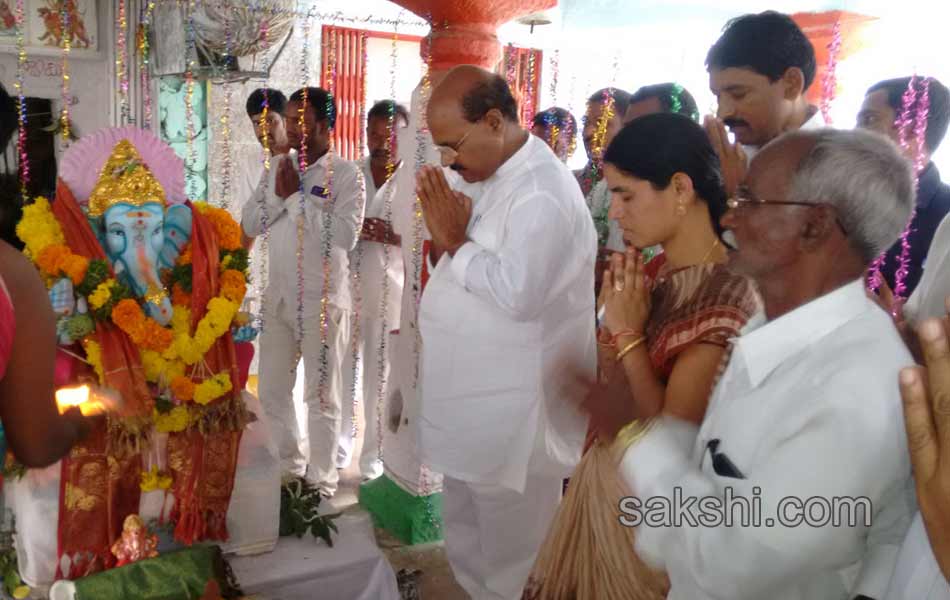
xmin=0 ymin=0 xmax=99 ymax=58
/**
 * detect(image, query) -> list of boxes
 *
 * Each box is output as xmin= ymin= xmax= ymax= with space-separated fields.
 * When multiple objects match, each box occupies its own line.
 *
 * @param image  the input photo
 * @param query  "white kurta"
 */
xmin=338 ymin=158 xmax=405 ymax=478
xmin=241 ymin=151 xmax=366 ymax=493
xmin=418 ymin=133 xmax=595 ymax=600
xmin=418 ymin=133 xmax=596 ymax=492
xmin=623 ymin=280 xmax=915 ymax=599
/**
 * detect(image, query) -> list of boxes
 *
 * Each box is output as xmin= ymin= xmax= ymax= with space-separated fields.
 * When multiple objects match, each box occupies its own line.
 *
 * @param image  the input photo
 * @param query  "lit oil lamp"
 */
xmin=55 ymin=384 xmax=108 ymax=416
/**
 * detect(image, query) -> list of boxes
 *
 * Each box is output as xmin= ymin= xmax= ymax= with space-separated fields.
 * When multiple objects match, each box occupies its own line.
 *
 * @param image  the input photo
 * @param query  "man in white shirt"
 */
xmin=616 ymin=129 xmax=916 ymax=599
xmin=241 ymin=87 xmax=365 ymax=498
xmin=703 ymin=11 xmax=825 ymax=198
xmin=337 ymin=100 xmax=408 ymax=481
xmin=416 ymin=65 xmax=595 ymax=600
xmin=239 ymin=88 xmax=289 ymax=247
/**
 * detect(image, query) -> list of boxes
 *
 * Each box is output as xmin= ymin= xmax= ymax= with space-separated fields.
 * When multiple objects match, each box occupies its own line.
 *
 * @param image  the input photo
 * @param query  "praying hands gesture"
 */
xmin=899 ymin=314 xmax=950 ymax=582
xmin=275 ymin=155 xmax=301 ymax=200
xmin=416 ymin=165 xmax=472 ymax=257
xmin=361 ymin=218 xmax=401 ymax=246
xmin=600 ymin=248 xmax=651 ymax=340
xmin=704 ymin=116 xmax=747 ymax=199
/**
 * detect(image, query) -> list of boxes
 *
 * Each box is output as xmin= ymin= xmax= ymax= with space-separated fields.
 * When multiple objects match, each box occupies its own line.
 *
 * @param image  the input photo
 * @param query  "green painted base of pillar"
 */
xmin=359 ymin=474 xmax=443 ymax=545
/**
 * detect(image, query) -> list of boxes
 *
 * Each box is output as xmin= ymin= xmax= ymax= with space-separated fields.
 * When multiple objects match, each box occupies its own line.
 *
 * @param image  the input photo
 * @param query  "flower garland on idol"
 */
xmin=17 ymin=198 xmax=252 ymax=476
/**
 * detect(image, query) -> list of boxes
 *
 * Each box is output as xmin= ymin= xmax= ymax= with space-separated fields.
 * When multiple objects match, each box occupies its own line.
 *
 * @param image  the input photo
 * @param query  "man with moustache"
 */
xmin=416 ymin=65 xmax=596 ymax=600
xmin=241 ymin=87 xmax=365 ymax=498
xmin=704 ymin=11 xmax=824 ymax=197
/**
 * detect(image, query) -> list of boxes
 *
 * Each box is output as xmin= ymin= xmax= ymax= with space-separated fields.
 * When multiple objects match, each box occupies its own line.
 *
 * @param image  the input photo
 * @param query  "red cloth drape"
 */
xmin=168 ymin=203 xmax=243 ymax=544
xmin=52 ymin=181 xmax=145 ymax=579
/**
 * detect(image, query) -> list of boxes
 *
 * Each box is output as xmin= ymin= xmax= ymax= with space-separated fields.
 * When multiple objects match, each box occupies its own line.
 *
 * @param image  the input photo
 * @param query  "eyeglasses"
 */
xmin=727 ymin=188 xmax=848 ymax=235
xmin=436 ymin=121 xmax=478 ymax=166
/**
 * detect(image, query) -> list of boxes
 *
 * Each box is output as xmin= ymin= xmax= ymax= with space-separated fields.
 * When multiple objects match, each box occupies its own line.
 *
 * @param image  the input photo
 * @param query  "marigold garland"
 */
xmin=82 ymin=339 xmax=105 ymax=385
xmin=153 ymin=405 xmax=192 ymax=433
xmin=16 ymin=197 xmax=65 ymax=259
xmin=170 ymin=376 xmax=196 ymax=402
xmin=140 ymin=465 xmax=173 ymax=492
xmin=110 ymin=299 xmax=174 ymax=352
xmin=194 ymin=202 xmax=242 ymax=251
xmin=194 ymin=373 xmax=232 ymax=406
xmin=88 ymin=279 xmax=116 ymax=310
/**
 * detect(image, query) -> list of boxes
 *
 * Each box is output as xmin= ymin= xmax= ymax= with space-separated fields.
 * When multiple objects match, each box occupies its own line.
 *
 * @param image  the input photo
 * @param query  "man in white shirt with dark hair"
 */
xmin=611 ymin=128 xmax=916 ymax=599
xmin=242 ymin=87 xmax=365 ymax=498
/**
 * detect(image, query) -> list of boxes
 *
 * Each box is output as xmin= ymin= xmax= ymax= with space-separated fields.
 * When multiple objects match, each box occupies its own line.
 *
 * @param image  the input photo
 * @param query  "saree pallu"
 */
xmin=523 ymin=262 xmax=761 ymax=600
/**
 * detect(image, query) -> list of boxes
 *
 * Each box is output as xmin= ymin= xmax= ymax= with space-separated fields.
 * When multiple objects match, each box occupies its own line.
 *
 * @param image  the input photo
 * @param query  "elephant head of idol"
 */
xmin=60 ymin=127 xmax=192 ymax=326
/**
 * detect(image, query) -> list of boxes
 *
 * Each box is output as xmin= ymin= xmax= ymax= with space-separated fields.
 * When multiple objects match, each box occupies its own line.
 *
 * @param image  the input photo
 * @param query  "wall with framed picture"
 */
xmin=0 ymin=0 xmax=100 ymax=58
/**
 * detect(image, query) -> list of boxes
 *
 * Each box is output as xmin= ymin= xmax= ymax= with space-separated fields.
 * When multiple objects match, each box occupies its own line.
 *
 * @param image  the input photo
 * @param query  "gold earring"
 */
xmin=677 ymin=205 xmax=686 ymax=216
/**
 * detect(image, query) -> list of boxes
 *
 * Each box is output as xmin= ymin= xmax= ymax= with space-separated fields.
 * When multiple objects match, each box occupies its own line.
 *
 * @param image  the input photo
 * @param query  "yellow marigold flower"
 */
xmin=88 ymin=280 xmax=115 ymax=310
xmin=82 ymin=339 xmax=105 ymax=385
xmin=194 ymin=372 xmax=232 ymax=405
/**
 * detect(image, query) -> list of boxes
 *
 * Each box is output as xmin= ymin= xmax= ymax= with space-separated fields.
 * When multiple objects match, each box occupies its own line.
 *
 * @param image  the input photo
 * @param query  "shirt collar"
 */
xmin=492 ymin=133 xmax=536 ymax=181
xmin=734 ymin=279 xmax=872 ymax=387
xmin=743 ymin=106 xmax=825 ymax=160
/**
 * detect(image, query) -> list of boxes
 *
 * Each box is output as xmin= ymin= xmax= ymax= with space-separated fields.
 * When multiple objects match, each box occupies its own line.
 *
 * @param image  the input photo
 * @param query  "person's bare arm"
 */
xmin=0 ymin=242 xmax=88 ymax=467
xmin=899 ymin=317 xmax=950 ymax=582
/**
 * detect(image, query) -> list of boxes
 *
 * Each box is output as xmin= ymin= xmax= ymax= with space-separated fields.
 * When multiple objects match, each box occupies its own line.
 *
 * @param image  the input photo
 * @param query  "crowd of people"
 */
xmin=3 ymin=6 xmax=950 ymax=600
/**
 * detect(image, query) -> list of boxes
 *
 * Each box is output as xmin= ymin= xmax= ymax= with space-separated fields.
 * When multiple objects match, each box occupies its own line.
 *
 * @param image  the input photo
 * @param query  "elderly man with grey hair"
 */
xmin=612 ymin=128 xmax=917 ymax=599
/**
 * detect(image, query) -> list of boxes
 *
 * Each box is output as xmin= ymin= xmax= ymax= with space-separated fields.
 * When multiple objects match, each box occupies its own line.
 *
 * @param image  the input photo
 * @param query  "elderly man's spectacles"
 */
xmin=727 ymin=188 xmax=849 ymax=235
xmin=437 ymin=121 xmax=478 ymax=166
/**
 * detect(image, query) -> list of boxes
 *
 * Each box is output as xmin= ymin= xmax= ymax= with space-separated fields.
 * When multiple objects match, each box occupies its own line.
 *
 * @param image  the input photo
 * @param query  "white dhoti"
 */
xmin=259 ymin=296 xmax=350 ymax=496
xmin=442 ymin=475 xmax=562 ymax=600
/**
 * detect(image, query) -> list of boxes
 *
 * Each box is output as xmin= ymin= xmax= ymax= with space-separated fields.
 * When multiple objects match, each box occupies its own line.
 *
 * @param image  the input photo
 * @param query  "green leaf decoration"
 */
xmin=278 ymin=476 xmax=339 ymax=546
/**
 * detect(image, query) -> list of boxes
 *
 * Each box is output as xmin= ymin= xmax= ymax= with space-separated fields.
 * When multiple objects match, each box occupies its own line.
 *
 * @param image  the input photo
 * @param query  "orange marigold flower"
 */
xmin=141 ymin=321 xmax=174 ymax=352
xmin=36 ymin=244 xmax=70 ymax=276
xmin=62 ymin=254 xmax=90 ymax=285
xmin=170 ymin=376 xmax=195 ymax=401
xmin=219 ymin=269 xmax=246 ymax=302
xmin=111 ymin=299 xmax=145 ymax=331
xmin=202 ymin=207 xmax=242 ymax=251
xmin=172 ymin=283 xmax=191 ymax=307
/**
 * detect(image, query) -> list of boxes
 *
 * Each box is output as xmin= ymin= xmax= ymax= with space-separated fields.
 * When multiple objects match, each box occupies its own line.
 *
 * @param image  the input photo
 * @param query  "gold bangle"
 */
xmin=616 ymin=336 xmax=646 ymax=361
xmin=616 ymin=418 xmax=657 ymax=447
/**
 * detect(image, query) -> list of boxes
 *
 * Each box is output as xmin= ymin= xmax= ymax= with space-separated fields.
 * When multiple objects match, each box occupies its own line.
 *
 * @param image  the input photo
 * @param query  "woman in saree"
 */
xmin=523 ymin=112 xmax=762 ymax=600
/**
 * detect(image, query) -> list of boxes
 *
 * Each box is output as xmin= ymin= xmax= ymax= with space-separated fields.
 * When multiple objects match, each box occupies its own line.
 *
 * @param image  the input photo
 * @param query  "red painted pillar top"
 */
xmin=392 ymin=0 xmax=555 ymax=70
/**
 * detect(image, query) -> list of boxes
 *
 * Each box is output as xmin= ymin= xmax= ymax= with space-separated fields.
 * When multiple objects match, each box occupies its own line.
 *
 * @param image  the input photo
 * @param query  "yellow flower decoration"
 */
xmin=153 ymin=406 xmax=192 ymax=433
xmin=140 ymin=466 xmax=173 ymax=492
xmin=16 ymin=197 xmax=65 ymax=259
xmin=194 ymin=372 xmax=232 ymax=406
xmin=141 ymin=350 xmax=186 ymax=385
xmin=88 ymin=279 xmax=116 ymax=311
xmin=82 ymin=339 xmax=105 ymax=385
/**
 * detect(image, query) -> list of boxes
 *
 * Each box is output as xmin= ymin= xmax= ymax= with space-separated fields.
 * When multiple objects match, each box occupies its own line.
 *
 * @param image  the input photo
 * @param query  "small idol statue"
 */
xmin=111 ymin=514 xmax=159 ymax=567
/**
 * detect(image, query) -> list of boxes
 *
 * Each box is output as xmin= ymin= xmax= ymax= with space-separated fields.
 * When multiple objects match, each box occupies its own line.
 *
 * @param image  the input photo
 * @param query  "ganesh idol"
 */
xmin=8 ymin=126 xmax=278 ymax=587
